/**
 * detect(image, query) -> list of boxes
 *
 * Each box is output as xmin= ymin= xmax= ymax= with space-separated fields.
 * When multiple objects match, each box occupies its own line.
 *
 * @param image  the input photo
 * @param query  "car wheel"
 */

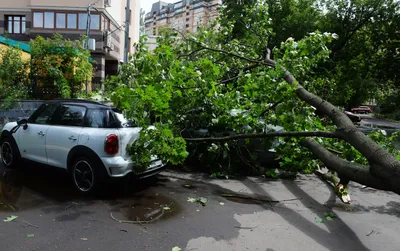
xmin=0 ymin=137 xmax=20 ymax=169
xmin=71 ymin=156 xmax=104 ymax=195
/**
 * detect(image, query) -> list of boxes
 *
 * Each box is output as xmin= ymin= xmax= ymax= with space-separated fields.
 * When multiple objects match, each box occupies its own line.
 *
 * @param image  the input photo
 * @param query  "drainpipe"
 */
xmin=124 ymin=0 xmax=131 ymax=63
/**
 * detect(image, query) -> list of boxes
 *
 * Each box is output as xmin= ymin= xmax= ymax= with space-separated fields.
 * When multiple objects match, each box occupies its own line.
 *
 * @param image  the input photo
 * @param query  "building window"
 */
xmin=186 ymin=12 xmax=190 ymax=16
xmin=186 ymin=18 xmax=190 ymax=21
xmin=78 ymin=13 xmax=87 ymax=30
xmin=33 ymin=12 xmax=44 ymax=28
xmin=186 ymin=24 xmax=189 ymax=28
xmin=102 ymin=16 xmax=110 ymax=31
xmin=152 ymin=28 xmax=156 ymax=35
xmin=32 ymin=11 xmax=100 ymax=30
xmin=56 ymin=13 xmax=66 ymax=28
xmin=91 ymin=14 xmax=100 ymax=30
xmin=153 ymin=22 xmax=156 ymax=25
xmin=6 ymin=16 xmax=26 ymax=34
xmin=67 ymin=13 xmax=77 ymax=29
xmin=44 ymin=12 xmax=55 ymax=28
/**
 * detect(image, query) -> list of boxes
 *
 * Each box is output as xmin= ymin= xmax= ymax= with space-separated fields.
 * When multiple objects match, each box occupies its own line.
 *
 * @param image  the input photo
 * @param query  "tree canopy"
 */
xmin=109 ymin=0 xmax=400 ymax=196
xmin=30 ymin=34 xmax=93 ymax=99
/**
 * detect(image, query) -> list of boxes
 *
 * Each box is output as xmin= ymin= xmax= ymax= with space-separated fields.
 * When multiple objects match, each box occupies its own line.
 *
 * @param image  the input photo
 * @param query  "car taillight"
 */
xmin=105 ymin=134 xmax=119 ymax=155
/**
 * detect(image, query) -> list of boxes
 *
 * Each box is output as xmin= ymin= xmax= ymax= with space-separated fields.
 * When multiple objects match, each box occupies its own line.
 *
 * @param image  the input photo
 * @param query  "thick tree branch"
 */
xmin=184 ymin=131 xmax=343 ymax=142
xmin=301 ymin=138 xmax=400 ymax=195
xmin=178 ymin=48 xmax=206 ymax=59
xmin=264 ymin=49 xmax=400 ymax=182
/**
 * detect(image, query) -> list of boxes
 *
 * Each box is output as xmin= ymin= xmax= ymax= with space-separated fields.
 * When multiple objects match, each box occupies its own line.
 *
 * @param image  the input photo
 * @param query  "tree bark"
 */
xmin=301 ymin=138 xmax=400 ymax=194
xmin=264 ymin=53 xmax=400 ymax=185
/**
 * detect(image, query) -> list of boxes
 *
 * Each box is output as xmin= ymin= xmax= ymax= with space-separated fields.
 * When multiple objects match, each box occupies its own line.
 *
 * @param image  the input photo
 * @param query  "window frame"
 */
xmin=28 ymin=104 xmax=59 ymax=125
xmin=32 ymin=11 xmax=102 ymax=31
xmin=67 ymin=13 xmax=78 ymax=29
xmin=44 ymin=11 xmax=55 ymax=29
xmin=49 ymin=104 xmax=87 ymax=127
xmin=6 ymin=15 xmax=26 ymax=34
xmin=55 ymin=12 xmax=67 ymax=29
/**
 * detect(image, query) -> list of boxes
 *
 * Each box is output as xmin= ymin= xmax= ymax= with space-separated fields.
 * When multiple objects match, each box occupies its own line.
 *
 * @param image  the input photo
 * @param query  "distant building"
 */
xmin=144 ymin=0 xmax=222 ymax=48
xmin=0 ymin=0 xmax=141 ymax=89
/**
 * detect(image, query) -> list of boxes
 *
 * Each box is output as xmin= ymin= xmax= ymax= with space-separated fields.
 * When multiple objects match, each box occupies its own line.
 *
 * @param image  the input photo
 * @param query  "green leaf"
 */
xmin=187 ymin=197 xmax=197 ymax=203
xmin=326 ymin=216 xmax=333 ymax=221
xmin=199 ymin=197 xmax=208 ymax=206
xmin=3 ymin=215 xmax=18 ymax=222
xmin=27 ymin=234 xmax=35 ymax=238
xmin=163 ymin=206 xmax=171 ymax=211
xmin=172 ymin=246 xmax=182 ymax=251
xmin=315 ymin=217 xmax=323 ymax=223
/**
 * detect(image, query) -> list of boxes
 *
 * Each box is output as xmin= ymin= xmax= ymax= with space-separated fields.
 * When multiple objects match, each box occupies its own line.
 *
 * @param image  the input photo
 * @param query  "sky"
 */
xmin=140 ymin=0 xmax=177 ymax=14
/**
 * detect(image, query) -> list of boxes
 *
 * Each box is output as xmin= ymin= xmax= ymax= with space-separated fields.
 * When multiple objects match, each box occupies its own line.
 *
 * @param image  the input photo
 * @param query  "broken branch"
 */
xmin=184 ymin=131 xmax=343 ymax=142
xmin=221 ymin=193 xmax=301 ymax=203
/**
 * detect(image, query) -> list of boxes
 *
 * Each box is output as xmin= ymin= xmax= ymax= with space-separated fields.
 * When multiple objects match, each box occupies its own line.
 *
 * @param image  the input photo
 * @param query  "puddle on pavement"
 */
xmin=222 ymin=196 xmax=263 ymax=205
xmin=0 ymin=170 xmax=23 ymax=212
xmin=112 ymin=193 xmax=181 ymax=223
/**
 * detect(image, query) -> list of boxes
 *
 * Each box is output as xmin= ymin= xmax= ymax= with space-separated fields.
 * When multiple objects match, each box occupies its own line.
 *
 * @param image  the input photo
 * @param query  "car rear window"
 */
xmin=85 ymin=109 xmax=108 ymax=128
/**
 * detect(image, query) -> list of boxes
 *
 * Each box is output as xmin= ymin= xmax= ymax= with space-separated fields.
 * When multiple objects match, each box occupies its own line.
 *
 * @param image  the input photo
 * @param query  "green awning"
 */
xmin=0 ymin=36 xmax=31 ymax=53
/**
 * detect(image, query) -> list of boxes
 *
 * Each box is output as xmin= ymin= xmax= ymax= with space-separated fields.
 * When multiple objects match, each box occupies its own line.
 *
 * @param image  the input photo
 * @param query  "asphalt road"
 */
xmin=1 ymin=163 xmax=400 ymax=251
xmin=359 ymin=114 xmax=400 ymax=128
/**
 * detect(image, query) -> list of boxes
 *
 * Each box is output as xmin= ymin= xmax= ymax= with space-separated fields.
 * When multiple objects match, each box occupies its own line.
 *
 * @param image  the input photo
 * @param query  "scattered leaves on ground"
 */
xmin=315 ymin=217 xmax=323 ymax=223
xmin=3 ymin=215 xmax=18 ymax=222
xmin=187 ymin=197 xmax=208 ymax=206
xmin=163 ymin=206 xmax=171 ymax=211
xmin=81 ymin=238 xmax=88 ymax=241
xmin=27 ymin=234 xmax=34 ymax=238
xmin=219 ymin=202 xmax=225 ymax=206
xmin=172 ymin=246 xmax=181 ymax=251
xmin=324 ymin=212 xmax=337 ymax=221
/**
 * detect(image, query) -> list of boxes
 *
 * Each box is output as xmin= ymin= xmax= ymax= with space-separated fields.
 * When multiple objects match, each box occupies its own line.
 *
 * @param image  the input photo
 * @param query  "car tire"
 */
xmin=71 ymin=156 xmax=105 ymax=195
xmin=0 ymin=136 xmax=20 ymax=169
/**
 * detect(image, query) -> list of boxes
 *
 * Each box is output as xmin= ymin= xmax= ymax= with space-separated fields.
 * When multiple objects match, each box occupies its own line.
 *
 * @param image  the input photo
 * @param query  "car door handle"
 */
xmin=68 ymin=136 xmax=77 ymax=141
xmin=38 ymin=131 xmax=45 ymax=136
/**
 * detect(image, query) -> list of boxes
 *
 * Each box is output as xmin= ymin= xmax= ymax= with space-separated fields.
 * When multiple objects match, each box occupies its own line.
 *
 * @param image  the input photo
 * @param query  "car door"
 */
xmin=18 ymin=103 xmax=58 ymax=164
xmin=45 ymin=105 xmax=86 ymax=169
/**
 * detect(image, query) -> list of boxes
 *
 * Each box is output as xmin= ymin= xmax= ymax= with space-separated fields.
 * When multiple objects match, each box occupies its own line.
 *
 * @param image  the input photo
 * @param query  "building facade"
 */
xmin=0 ymin=0 xmax=140 ymax=89
xmin=144 ymin=0 xmax=222 ymax=41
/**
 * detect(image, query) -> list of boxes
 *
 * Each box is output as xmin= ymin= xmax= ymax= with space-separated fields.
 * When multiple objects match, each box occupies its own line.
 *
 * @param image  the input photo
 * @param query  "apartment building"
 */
xmin=0 ymin=0 xmax=140 ymax=88
xmin=144 ymin=0 xmax=222 ymax=43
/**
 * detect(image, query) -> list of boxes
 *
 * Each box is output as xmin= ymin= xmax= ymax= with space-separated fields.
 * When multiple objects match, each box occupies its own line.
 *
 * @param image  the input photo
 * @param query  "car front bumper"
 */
xmin=100 ymin=156 xmax=165 ymax=178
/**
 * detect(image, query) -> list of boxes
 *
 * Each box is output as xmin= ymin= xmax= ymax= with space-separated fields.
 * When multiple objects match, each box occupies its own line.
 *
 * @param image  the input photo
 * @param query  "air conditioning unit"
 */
xmin=84 ymin=38 xmax=96 ymax=51
xmin=88 ymin=38 xmax=96 ymax=51
xmin=105 ymin=0 xmax=112 ymax=7
xmin=104 ymin=30 xmax=112 ymax=48
xmin=110 ymin=43 xmax=115 ymax=51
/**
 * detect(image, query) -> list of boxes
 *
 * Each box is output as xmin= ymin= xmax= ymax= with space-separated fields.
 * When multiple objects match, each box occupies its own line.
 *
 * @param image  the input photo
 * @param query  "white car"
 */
xmin=0 ymin=99 xmax=165 ymax=194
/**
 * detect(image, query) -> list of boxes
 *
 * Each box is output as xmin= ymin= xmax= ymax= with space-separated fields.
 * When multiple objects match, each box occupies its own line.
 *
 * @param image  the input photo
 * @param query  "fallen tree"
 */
xmin=109 ymin=1 xmax=400 ymax=198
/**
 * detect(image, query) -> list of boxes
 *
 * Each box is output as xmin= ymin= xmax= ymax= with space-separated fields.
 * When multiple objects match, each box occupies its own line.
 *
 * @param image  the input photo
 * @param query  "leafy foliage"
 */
xmin=0 ymin=45 xmax=29 ymax=110
xmin=108 ymin=0 xmax=400 ymax=177
xmin=30 ymin=34 xmax=93 ymax=98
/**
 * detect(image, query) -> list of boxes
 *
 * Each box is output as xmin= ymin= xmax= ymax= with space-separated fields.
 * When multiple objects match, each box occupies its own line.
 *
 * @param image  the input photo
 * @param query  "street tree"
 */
xmin=30 ymin=34 xmax=93 ymax=98
xmin=109 ymin=1 xmax=400 ymax=197
xmin=0 ymin=45 xmax=29 ymax=110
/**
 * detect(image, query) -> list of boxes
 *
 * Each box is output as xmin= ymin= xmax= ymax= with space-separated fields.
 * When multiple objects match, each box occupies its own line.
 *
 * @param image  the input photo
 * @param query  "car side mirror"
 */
xmin=17 ymin=119 xmax=28 ymax=130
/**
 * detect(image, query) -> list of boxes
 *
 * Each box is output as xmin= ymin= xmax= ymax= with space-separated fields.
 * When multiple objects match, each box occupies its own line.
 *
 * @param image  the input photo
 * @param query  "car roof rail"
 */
xmin=51 ymin=98 xmax=104 ymax=105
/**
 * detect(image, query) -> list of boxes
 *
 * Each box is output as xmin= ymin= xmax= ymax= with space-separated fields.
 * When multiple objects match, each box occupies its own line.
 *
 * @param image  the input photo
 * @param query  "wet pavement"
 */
xmin=0 ymin=163 xmax=400 ymax=250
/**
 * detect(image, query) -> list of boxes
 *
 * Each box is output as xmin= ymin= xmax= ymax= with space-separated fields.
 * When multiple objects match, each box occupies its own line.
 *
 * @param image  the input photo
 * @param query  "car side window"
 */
xmin=51 ymin=105 xmax=86 ymax=127
xmin=28 ymin=104 xmax=58 ymax=124
xmin=85 ymin=109 xmax=107 ymax=128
